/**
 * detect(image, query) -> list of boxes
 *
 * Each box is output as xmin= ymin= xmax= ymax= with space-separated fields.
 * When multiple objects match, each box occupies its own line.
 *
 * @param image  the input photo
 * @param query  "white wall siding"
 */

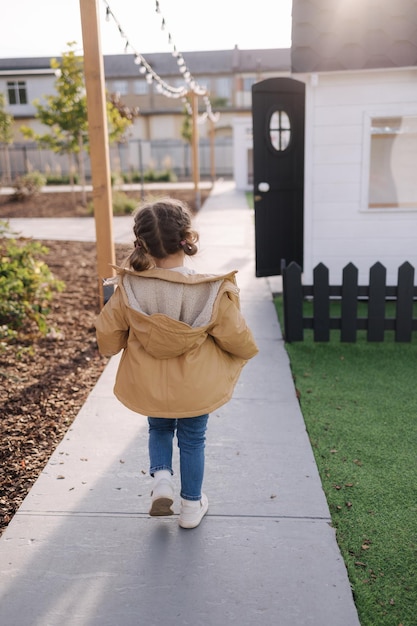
xmin=314 ymin=144 xmax=362 ymax=164
xmin=233 ymin=116 xmax=253 ymax=190
xmin=303 ymin=68 xmax=417 ymax=285
xmin=313 ymin=123 xmax=363 ymax=145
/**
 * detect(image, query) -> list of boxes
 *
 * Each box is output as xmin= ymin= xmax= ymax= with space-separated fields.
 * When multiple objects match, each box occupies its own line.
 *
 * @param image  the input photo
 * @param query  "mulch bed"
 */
xmin=0 ymin=186 xmax=208 ymax=218
xmin=0 ymin=187 xmax=210 ymax=536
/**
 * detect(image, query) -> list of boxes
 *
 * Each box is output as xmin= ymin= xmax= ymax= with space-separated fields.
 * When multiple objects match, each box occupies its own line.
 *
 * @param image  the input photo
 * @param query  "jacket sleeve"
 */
xmin=94 ymin=287 xmax=129 ymax=357
xmin=209 ymin=292 xmax=259 ymax=360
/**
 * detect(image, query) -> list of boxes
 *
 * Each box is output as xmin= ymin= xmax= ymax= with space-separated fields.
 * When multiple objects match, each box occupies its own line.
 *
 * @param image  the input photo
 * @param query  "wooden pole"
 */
xmin=79 ymin=0 xmax=115 ymax=308
xmin=209 ymin=117 xmax=216 ymax=183
xmin=191 ymin=91 xmax=201 ymax=210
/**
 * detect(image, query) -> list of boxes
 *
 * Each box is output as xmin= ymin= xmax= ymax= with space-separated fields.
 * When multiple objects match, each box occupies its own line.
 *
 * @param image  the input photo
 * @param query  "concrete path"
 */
xmin=0 ymin=181 xmax=360 ymax=625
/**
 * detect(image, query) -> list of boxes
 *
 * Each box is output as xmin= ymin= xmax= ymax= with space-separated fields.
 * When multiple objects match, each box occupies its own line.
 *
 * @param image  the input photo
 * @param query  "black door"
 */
xmin=252 ymin=77 xmax=305 ymax=277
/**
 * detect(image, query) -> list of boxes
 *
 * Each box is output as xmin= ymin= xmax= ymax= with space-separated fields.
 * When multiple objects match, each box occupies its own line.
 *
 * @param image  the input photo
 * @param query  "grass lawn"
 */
xmin=274 ymin=296 xmax=417 ymax=626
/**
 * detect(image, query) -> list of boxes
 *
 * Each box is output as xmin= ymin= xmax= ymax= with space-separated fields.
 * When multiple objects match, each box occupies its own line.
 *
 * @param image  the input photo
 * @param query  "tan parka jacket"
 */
xmin=95 ymin=266 xmax=258 ymax=418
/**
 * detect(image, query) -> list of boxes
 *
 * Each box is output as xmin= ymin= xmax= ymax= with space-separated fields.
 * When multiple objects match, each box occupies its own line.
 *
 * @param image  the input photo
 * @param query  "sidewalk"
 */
xmin=0 ymin=181 xmax=360 ymax=626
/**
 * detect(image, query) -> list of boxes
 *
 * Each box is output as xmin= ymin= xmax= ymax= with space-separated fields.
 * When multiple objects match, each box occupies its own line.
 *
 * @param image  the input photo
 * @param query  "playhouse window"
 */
xmin=369 ymin=116 xmax=417 ymax=209
xmin=269 ymin=110 xmax=291 ymax=151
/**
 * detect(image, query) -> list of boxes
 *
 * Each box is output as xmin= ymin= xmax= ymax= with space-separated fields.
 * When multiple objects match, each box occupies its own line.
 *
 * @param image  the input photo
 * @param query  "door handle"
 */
xmin=258 ymin=182 xmax=270 ymax=192
xmin=254 ymin=195 xmax=262 ymax=201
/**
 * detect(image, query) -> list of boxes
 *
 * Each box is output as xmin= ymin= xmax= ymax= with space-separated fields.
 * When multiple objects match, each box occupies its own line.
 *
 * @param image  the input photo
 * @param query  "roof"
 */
xmin=0 ymin=47 xmax=291 ymax=78
xmin=0 ymin=57 xmax=55 ymax=73
xmin=291 ymin=0 xmax=417 ymax=72
xmin=104 ymin=48 xmax=290 ymax=77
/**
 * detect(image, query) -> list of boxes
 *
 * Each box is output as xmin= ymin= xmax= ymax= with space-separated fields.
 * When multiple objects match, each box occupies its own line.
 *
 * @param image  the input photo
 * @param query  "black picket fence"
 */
xmin=282 ymin=261 xmax=417 ymax=343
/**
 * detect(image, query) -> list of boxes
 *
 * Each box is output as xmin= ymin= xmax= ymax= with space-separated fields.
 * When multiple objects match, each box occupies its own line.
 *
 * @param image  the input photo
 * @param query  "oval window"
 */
xmin=269 ymin=110 xmax=291 ymax=152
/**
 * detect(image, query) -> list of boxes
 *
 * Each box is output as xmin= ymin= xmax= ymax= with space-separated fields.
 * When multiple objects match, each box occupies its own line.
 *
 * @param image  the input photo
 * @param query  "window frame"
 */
xmin=7 ymin=80 xmax=28 ymax=105
xmin=361 ymin=108 xmax=417 ymax=212
xmin=214 ymin=76 xmax=232 ymax=100
xmin=111 ymin=80 xmax=129 ymax=96
xmin=133 ymin=79 xmax=148 ymax=95
xmin=243 ymin=75 xmax=257 ymax=93
xmin=268 ymin=109 xmax=292 ymax=153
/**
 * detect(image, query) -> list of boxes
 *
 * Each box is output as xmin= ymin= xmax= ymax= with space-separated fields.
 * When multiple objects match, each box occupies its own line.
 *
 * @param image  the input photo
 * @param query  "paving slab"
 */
xmin=0 ymin=180 xmax=360 ymax=626
xmin=0 ymin=515 xmax=354 ymax=626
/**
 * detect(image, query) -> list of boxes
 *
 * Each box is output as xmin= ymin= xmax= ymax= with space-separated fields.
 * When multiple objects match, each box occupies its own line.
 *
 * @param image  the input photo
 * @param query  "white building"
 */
xmin=291 ymin=0 xmax=417 ymax=284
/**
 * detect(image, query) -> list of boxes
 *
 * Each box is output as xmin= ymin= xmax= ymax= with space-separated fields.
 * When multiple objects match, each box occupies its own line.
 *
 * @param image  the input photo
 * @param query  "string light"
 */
xmin=102 ymin=1 xmax=188 ymax=98
xmin=101 ymin=0 xmax=219 ymax=122
xmin=151 ymin=1 xmax=209 ymax=98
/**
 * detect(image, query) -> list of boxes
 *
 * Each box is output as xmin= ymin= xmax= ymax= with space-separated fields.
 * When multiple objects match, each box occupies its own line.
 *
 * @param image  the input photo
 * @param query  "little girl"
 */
xmin=95 ymin=197 xmax=258 ymax=529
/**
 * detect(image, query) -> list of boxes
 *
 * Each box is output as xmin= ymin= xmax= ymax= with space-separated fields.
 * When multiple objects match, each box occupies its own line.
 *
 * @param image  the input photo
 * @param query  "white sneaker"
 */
xmin=179 ymin=493 xmax=209 ymax=529
xmin=149 ymin=477 xmax=174 ymax=516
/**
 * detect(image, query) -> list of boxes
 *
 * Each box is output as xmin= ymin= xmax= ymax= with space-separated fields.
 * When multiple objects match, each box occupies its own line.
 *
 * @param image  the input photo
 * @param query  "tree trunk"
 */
xmin=77 ymin=133 xmax=87 ymax=206
xmin=2 ymin=144 xmax=12 ymax=185
xmin=68 ymin=153 xmax=76 ymax=207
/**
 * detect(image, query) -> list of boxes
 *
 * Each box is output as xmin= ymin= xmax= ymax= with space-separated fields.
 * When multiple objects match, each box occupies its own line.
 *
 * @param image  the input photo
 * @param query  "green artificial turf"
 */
xmin=274 ymin=296 xmax=417 ymax=626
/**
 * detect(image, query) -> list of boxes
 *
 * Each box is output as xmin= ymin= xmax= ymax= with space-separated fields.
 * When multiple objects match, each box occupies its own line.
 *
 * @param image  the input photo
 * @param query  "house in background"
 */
xmin=290 ymin=0 xmax=417 ymax=284
xmin=0 ymin=47 xmax=289 ymax=180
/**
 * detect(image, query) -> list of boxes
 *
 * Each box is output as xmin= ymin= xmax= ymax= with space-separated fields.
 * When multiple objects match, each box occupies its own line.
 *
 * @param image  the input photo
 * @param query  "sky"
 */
xmin=0 ymin=0 xmax=292 ymax=59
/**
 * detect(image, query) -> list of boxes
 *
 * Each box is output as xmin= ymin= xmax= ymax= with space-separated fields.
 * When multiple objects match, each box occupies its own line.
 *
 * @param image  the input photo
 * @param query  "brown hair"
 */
xmin=127 ymin=197 xmax=199 ymax=271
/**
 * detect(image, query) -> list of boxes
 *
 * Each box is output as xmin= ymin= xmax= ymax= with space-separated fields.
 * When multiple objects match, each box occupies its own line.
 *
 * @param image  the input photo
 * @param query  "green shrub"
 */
xmin=122 ymin=172 xmax=137 ymax=184
xmin=145 ymin=169 xmax=177 ymax=183
xmin=87 ymin=191 xmax=138 ymax=216
xmin=112 ymin=191 xmax=137 ymax=215
xmin=0 ymin=221 xmax=64 ymax=342
xmin=123 ymin=169 xmax=177 ymax=184
xmin=45 ymin=174 xmax=79 ymax=185
xmin=12 ymin=171 xmax=46 ymax=201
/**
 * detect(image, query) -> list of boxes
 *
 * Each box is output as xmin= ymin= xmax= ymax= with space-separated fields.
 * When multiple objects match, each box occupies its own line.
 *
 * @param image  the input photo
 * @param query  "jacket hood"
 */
xmin=109 ymin=265 xmax=238 ymax=285
xmin=112 ymin=266 xmax=239 ymax=360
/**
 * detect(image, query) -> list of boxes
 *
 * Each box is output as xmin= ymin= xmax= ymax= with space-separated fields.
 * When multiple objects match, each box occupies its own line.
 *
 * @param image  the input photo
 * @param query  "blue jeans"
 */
xmin=148 ymin=414 xmax=209 ymax=501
